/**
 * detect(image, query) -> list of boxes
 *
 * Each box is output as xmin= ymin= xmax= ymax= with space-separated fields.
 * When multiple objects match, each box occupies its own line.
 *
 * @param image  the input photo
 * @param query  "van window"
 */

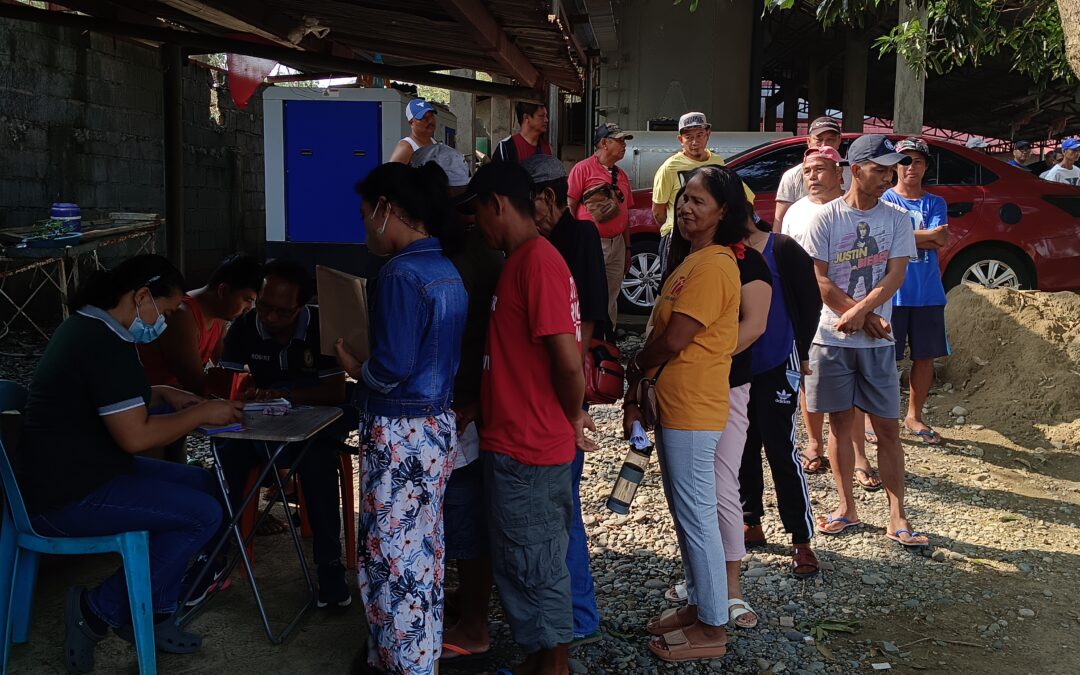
xmin=735 ymin=144 xmax=808 ymax=193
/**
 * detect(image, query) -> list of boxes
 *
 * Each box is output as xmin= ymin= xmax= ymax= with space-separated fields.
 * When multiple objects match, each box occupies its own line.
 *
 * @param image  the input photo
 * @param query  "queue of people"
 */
xmin=9 ymin=107 xmax=958 ymax=675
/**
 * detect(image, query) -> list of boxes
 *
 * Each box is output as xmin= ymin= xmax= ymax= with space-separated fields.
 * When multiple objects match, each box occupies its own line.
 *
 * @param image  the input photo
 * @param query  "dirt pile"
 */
xmin=942 ymin=284 xmax=1080 ymax=446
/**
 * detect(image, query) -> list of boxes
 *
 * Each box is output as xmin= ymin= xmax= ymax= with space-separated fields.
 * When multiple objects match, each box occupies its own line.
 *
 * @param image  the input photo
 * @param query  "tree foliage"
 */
xmin=762 ymin=0 xmax=1075 ymax=87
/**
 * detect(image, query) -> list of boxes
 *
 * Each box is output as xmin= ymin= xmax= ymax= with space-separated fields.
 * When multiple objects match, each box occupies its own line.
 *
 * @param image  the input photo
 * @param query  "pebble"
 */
xmin=862 ymin=574 xmax=885 ymax=586
xmin=931 ymin=549 xmax=947 ymax=562
xmin=882 ymin=640 xmax=900 ymax=654
xmin=784 ymin=629 xmax=805 ymax=641
xmin=951 ymin=405 xmax=969 ymax=416
xmin=812 ymin=592 xmax=828 ymax=605
xmin=643 ymin=579 xmax=666 ymax=590
xmin=1018 ymin=608 xmax=1036 ymax=618
xmin=746 ymin=567 xmax=771 ymax=578
xmin=956 ymin=416 xmax=966 ymax=424
xmin=568 ymin=658 xmax=587 ymax=674
xmin=779 ymin=616 xmax=795 ymax=627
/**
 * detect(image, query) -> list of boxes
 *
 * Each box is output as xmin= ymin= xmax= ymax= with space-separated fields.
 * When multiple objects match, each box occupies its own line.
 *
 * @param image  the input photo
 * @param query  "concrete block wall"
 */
xmin=0 ymin=19 xmax=266 ymax=292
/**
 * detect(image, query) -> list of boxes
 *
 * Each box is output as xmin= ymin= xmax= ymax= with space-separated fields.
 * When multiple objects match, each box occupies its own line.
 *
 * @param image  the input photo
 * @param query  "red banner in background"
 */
xmin=226 ymin=53 xmax=277 ymax=109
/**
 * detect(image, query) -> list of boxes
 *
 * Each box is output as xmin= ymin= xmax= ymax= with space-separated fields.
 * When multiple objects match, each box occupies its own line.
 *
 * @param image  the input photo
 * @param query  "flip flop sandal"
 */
xmin=854 ymin=467 xmax=883 ymax=492
xmin=799 ymin=451 xmax=828 ymax=474
xmin=864 ymin=430 xmax=879 ymax=444
xmin=887 ymin=528 xmax=929 ymax=549
xmin=727 ymin=598 xmax=758 ymax=629
xmin=647 ymin=607 xmax=692 ymax=636
xmin=648 ymin=628 xmax=728 ymax=662
xmin=65 ymin=586 xmax=106 ymax=675
xmin=815 ymin=515 xmax=862 ymax=535
xmin=791 ymin=545 xmax=820 ymax=579
xmin=115 ymin=619 xmax=204 ymax=654
xmin=569 ymin=630 xmax=604 ymax=648
xmin=906 ymin=428 xmax=943 ymax=445
xmin=664 ymin=581 xmax=688 ymax=603
xmin=440 ymin=642 xmax=490 ymax=662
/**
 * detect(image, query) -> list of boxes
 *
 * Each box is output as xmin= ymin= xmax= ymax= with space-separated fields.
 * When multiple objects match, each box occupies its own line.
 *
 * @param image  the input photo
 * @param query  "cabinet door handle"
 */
xmin=299 ymin=149 xmax=314 ymax=156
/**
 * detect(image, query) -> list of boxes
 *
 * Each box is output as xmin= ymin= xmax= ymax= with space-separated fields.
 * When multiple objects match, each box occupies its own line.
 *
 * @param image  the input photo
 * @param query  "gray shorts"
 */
xmin=806 ymin=344 xmax=900 ymax=419
xmin=484 ymin=452 xmax=573 ymax=652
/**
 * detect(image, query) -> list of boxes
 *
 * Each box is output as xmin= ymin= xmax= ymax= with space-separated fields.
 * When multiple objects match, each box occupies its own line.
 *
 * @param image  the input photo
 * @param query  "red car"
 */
xmin=621 ymin=134 xmax=1080 ymax=314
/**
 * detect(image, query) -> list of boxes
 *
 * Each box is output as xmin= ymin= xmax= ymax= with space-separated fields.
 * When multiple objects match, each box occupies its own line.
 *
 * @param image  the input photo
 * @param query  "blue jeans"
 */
xmin=655 ymin=426 xmax=728 ymax=626
xmin=31 ymin=457 xmax=223 ymax=627
xmin=568 ymin=448 xmax=599 ymax=636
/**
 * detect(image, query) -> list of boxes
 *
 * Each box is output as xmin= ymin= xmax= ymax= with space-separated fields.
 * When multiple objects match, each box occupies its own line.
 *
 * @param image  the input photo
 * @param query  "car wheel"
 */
xmin=943 ymin=246 xmax=1034 ymax=291
xmin=620 ymin=238 xmax=661 ymax=315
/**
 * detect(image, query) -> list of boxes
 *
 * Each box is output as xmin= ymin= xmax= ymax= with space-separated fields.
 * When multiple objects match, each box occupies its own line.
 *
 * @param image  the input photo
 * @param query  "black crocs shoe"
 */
xmin=65 ymin=587 xmax=106 ymax=674
xmin=316 ymin=560 xmax=352 ymax=608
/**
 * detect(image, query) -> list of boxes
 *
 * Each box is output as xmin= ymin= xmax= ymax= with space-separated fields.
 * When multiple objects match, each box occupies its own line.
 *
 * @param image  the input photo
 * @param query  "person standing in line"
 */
xmin=336 ymin=162 xmax=468 ymax=674
xmin=624 ymin=166 xmax=746 ymax=663
xmin=881 ymin=137 xmax=951 ymax=445
xmin=782 ymin=146 xmax=879 ymax=487
xmin=389 ymin=98 xmax=439 ymax=164
xmin=568 ymin=123 xmax=634 ymax=330
xmin=802 ymin=134 xmax=928 ymax=548
xmin=524 ymin=154 xmax=609 ymax=647
xmin=773 ymin=116 xmax=849 ymax=233
xmin=652 ymin=112 xmax=730 ymax=278
xmin=660 ymin=199 xmax=772 ymax=631
xmin=492 ymin=102 xmax=553 ymax=163
xmin=1040 ymin=137 xmax=1080 ymax=185
xmin=740 ymin=210 xmax=823 ymax=579
xmin=464 ymin=161 xmax=596 ymax=675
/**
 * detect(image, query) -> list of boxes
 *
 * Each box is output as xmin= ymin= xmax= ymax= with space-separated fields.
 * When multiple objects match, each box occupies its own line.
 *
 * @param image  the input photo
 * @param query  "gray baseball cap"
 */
xmin=410 ymin=144 xmax=470 ymax=187
xmin=520 ymin=154 xmax=567 ymax=184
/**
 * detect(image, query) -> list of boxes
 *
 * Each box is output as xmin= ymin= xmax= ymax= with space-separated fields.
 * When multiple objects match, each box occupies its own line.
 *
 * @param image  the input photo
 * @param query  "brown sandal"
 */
xmin=646 ymin=608 xmax=693 ymax=637
xmin=744 ymin=524 xmax=767 ymax=549
xmin=648 ymin=628 xmax=727 ymax=662
xmin=792 ymin=544 xmax=819 ymax=579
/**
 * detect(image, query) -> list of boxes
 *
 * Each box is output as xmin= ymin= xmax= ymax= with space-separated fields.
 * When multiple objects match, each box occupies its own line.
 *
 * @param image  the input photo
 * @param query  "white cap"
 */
xmin=678 ymin=112 xmax=710 ymax=132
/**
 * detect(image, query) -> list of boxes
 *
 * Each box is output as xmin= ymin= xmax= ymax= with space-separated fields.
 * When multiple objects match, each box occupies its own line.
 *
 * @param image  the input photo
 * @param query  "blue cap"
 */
xmin=1062 ymin=137 xmax=1080 ymax=151
xmin=406 ymin=98 xmax=436 ymax=122
xmin=846 ymin=134 xmax=912 ymax=167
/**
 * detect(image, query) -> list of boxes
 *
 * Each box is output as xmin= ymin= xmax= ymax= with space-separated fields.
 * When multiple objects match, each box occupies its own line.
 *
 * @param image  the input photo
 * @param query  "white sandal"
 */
xmin=728 ymin=598 xmax=758 ymax=629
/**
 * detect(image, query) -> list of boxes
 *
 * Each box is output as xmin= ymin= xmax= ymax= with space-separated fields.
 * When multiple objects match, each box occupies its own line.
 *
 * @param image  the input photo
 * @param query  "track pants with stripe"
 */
xmin=739 ymin=348 xmax=815 ymax=545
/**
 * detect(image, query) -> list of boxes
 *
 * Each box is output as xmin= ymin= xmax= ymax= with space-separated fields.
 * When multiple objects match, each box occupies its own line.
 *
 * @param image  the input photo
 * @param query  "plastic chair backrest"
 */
xmin=0 ymin=380 xmax=36 ymax=535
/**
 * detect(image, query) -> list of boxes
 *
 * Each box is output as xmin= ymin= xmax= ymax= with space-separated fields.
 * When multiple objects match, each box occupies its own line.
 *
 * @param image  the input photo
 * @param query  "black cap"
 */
xmin=1014 ymin=140 xmax=1031 ymax=150
xmin=846 ymin=134 xmax=912 ymax=167
xmin=457 ymin=161 xmax=534 ymax=211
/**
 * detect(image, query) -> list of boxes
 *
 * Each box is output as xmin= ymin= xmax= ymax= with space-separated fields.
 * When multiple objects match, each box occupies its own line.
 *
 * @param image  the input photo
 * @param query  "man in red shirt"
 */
xmin=568 ymin=123 xmax=634 ymax=329
xmin=492 ymin=102 xmax=553 ymax=163
xmin=462 ymin=162 xmax=595 ymax=675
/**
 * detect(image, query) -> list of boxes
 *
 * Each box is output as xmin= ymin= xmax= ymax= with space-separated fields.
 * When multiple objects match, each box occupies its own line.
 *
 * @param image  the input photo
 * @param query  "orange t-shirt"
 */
xmin=650 ymin=245 xmax=741 ymax=430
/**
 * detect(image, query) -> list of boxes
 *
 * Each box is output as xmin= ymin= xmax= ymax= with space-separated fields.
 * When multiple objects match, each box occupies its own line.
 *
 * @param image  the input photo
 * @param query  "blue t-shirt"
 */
xmin=751 ymin=235 xmax=797 ymax=375
xmin=881 ymin=190 xmax=948 ymax=307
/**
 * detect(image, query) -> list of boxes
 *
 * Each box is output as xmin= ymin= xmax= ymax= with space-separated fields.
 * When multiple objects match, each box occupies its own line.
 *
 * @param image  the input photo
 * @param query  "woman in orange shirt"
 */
xmin=624 ymin=166 xmax=747 ymax=664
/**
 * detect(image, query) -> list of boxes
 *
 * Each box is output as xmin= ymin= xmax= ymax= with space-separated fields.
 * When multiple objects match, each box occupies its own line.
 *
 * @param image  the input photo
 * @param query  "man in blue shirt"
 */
xmin=881 ymin=137 xmax=951 ymax=445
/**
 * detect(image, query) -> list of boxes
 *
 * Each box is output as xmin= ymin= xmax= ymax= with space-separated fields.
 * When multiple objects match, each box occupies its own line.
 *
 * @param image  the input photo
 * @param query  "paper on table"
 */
xmin=315 ymin=265 xmax=370 ymax=362
xmin=197 ymin=422 xmax=243 ymax=435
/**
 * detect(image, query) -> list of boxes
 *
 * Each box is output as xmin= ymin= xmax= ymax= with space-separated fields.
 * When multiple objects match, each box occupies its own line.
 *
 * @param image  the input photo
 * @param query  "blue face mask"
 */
xmin=129 ymin=295 xmax=167 ymax=344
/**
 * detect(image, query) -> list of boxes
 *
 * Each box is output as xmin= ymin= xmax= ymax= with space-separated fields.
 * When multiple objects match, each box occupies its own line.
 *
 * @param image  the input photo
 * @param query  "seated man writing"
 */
xmin=138 ymin=254 xmax=262 ymax=462
xmin=217 ymin=258 xmax=353 ymax=608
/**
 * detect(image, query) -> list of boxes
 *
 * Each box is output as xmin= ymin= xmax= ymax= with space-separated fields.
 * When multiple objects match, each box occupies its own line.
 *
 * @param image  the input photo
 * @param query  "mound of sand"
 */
xmin=943 ymin=284 xmax=1080 ymax=446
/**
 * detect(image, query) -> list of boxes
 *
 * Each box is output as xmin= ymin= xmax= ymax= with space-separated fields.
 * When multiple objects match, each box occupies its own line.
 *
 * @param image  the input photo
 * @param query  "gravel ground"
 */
xmin=5 ymin=328 xmax=1079 ymax=675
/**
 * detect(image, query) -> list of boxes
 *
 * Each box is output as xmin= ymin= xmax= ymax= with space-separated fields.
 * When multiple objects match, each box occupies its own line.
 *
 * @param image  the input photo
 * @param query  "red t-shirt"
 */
xmin=480 ymin=237 xmax=580 ymax=465
xmin=139 ymin=294 xmax=223 ymax=387
xmin=567 ymin=155 xmax=633 ymax=238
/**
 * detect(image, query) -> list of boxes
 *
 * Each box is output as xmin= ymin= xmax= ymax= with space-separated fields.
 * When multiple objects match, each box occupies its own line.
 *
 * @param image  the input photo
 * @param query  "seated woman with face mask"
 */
xmin=12 ymin=254 xmax=243 ymax=674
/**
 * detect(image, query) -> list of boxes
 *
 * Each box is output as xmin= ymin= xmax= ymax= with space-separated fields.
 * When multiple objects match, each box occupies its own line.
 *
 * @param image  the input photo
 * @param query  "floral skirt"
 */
xmin=357 ymin=412 xmax=457 ymax=674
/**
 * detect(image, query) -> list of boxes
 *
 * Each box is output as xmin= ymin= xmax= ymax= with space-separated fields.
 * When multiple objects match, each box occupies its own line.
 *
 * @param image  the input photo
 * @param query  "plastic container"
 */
xmin=50 ymin=202 xmax=81 ymax=233
xmin=606 ymin=421 xmax=654 ymax=515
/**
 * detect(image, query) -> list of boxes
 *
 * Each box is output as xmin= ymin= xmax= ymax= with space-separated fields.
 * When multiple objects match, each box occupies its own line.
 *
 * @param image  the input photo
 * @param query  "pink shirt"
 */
xmin=567 ymin=155 xmax=632 ymax=238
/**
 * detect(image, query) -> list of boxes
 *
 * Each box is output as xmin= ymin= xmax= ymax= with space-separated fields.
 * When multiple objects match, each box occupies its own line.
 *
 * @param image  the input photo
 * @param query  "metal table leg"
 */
xmin=175 ymin=438 xmax=315 ymax=643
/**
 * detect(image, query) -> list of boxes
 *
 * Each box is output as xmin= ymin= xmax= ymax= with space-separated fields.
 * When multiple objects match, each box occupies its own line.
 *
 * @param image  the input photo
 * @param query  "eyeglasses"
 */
xmin=255 ymin=299 xmax=300 ymax=320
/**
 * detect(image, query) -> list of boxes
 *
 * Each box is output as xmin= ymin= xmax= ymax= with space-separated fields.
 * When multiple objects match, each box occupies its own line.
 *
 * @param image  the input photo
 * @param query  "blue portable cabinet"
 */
xmin=263 ymin=87 xmax=458 ymax=277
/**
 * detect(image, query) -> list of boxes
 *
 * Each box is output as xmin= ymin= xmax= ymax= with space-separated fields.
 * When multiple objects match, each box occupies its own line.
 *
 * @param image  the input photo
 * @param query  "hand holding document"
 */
xmin=315 ymin=265 xmax=370 ymax=366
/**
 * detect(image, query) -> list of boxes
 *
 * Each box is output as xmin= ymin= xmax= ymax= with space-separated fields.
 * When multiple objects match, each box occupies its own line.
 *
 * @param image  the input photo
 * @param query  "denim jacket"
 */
xmin=360 ymin=237 xmax=468 ymax=417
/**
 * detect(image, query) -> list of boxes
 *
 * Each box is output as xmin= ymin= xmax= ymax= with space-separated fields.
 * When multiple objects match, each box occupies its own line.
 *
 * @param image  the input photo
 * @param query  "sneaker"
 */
xmin=179 ymin=554 xmax=229 ymax=608
xmin=316 ymin=560 xmax=352 ymax=608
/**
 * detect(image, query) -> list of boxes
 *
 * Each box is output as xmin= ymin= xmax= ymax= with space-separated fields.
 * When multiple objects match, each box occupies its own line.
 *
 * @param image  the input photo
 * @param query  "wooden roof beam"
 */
xmin=434 ymin=0 xmax=541 ymax=88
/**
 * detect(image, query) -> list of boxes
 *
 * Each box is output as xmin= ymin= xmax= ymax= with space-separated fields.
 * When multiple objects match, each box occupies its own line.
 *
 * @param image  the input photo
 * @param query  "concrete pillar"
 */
xmin=842 ymin=32 xmax=869 ymax=132
xmin=162 ymin=44 xmax=185 ymax=275
xmin=547 ymin=84 xmax=560 ymax=157
xmin=807 ymin=57 xmax=828 ymax=120
xmin=764 ymin=99 xmax=777 ymax=132
xmin=782 ymin=82 xmax=799 ymax=133
xmin=892 ymin=2 xmax=928 ymax=134
xmin=448 ymin=69 xmax=476 ymax=169
xmin=489 ymin=75 xmax=513 ymax=150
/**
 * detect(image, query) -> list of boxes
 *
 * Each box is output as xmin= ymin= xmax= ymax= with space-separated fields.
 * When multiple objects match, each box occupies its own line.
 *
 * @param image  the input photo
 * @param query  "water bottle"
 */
xmin=606 ymin=421 xmax=653 ymax=515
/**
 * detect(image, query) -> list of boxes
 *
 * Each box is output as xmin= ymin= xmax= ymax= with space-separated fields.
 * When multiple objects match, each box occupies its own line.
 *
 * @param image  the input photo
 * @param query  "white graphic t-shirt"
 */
xmin=803 ymin=199 xmax=916 ymax=348
xmin=1040 ymin=164 xmax=1080 ymax=185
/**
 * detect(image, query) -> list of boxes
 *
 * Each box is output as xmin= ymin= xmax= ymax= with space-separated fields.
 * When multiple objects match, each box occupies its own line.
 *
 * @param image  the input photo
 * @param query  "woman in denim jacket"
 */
xmin=336 ymin=162 xmax=468 ymax=675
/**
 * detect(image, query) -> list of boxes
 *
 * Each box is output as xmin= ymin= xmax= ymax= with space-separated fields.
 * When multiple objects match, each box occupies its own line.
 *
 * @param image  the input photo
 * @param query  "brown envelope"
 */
xmin=315 ymin=265 xmax=370 ymax=362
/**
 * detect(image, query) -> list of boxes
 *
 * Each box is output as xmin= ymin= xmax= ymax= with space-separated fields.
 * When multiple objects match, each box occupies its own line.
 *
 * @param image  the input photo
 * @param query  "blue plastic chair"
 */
xmin=0 ymin=380 xmax=157 ymax=674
